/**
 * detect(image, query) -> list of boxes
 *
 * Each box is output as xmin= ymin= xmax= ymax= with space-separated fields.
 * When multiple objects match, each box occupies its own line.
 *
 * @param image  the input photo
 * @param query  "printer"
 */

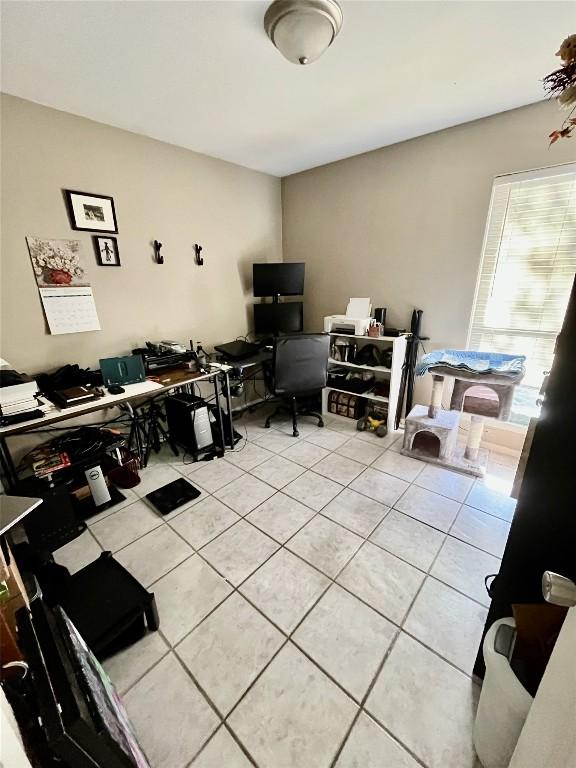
xmin=324 ymin=298 xmax=372 ymax=336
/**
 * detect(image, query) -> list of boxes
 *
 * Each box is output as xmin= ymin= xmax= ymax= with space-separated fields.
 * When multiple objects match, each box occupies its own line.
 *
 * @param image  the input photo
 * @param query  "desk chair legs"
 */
xmin=291 ymin=397 xmax=298 ymax=438
xmin=265 ymin=396 xmax=324 ymax=438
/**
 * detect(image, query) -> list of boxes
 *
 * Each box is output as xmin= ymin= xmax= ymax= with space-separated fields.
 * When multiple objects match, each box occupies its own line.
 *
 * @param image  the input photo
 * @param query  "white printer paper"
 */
xmin=39 ymin=287 xmax=101 ymax=334
xmin=346 ymin=298 xmax=371 ymax=317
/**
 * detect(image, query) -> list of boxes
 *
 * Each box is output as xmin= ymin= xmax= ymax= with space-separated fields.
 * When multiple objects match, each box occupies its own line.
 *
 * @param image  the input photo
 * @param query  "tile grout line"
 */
xmin=114 ymin=431 xmax=290 ymax=767
xmin=243 ymin=428 xmax=510 ymax=561
xmin=128 ymin=471 xmax=406 ymax=761
xmin=167 ymin=650 xmax=241 ymax=765
xmin=130 ymin=505 xmax=335 ymax=663
xmin=121 ymin=547 xmax=435 ymax=768
xmin=220 ymin=721 xmax=259 ymax=767
xmin=84 ymin=524 xmax=104 ymax=552
xmin=359 ymin=444 xmax=515 ymax=519
xmin=462 ymin=503 xmax=516 ymax=524
xmin=328 ymin=511 xmax=497 ymax=610
xmin=328 ymin=631 xmax=428 ymax=768
xmin=90 ymin=481 xmax=269 ymax=562
xmin=143 ymin=483 xmax=328 ymax=600
xmin=103 ymin=423 xmax=508 ymax=767
xmin=315 ymin=504 xmax=494 ymax=604
xmin=213 ymin=516 xmax=387 ymax=730
xmin=95 ymin=467 xmax=278 ymax=569
xmin=445 ymin=503 xmax=510 ymax=558
xmin=178 ymin=498 xmax=468 ymax=765
xmin=329 ymin=503 xmax=470 ymax=768
xmin=182 ymin=721 xmax=260 ymax=768
xmin=93 ymin=428 xmax=496 ymax=617
xmin=330 ymin=449 xmax=495 ymax=764
xmin=327 ymin=504 xmax=442 ymax=767
xmin=112 ymin=644 xmax=172 ymax=700
xmin=130 ymin=460 xmax=358 ymax=700
xmin=116 ymin=510 xmax=479 ymax=711
xmin=118 ymin=456 xmax=487 ymax=691
xmin=93 ymin=432 xmax=329 ymax=560
xmin=89 ymin=513 xmax=164 ymax=553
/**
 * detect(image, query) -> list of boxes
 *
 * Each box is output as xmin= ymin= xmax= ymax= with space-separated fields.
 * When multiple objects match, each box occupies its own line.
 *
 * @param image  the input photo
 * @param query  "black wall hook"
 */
xmin=153 ymin=240 xmax=164 ymax=264
xmin=193 ymin=243 xmax=204 ymax=266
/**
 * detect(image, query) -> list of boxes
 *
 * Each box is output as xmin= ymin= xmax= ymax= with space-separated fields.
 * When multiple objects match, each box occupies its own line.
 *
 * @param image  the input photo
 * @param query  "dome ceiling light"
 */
xmin=264 ymin=0 xmax=343 ymax=66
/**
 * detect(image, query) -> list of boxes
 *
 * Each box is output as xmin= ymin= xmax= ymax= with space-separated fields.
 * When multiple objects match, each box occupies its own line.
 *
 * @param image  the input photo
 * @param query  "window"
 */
xmin=468 ymin=164 xmax=576 ymax=425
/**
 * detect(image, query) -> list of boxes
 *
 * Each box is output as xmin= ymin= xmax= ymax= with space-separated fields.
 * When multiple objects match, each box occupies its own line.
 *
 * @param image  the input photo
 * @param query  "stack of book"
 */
xmin=0 ymin=358 xmax=46 ymax=419
xmin=51 ymin=386 xmax=101 ymax=408
xmin=32 ymin=450 xmax=71 ymax=478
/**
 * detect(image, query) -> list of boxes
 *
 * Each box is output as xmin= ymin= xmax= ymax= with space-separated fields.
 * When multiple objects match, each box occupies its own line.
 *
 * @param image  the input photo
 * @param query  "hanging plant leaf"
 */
xmin=544 ymin=36 xmax=576 ymax=144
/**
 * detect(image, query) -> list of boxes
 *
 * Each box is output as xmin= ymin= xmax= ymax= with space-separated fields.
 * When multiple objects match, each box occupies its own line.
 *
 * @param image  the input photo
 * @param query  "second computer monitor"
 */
xmin=254 ymin=302 xmax=303 ymax=335
xmin=252 ymin=263 xmax=305 ymax=297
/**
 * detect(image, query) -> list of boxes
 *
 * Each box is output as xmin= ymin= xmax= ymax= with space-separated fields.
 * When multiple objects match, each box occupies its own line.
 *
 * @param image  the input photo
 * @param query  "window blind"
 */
xmin=468 ymin=164 xmax=576 ymax=389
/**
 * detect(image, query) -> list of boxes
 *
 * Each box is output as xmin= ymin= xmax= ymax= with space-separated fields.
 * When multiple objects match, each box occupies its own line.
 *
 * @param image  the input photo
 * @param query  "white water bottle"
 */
xmin=85 ymin=465 xmax=111 ymax=507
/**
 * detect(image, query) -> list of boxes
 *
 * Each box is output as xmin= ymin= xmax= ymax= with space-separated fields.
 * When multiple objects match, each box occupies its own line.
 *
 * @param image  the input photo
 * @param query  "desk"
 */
xmin=0 ymin=495 xmax=43 ymax=535
xmin=221 ymin=349 xmax=273 ymax=412
xmin=227 ymin=349 xmax=273 ymax=373
xmin=0 ymin=364 xmax=234 ymax=490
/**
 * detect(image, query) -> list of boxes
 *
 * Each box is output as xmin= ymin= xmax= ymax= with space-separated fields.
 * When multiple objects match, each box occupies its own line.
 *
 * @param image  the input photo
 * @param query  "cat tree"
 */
xmin=402 ymin=355 xmax=525 ymax=476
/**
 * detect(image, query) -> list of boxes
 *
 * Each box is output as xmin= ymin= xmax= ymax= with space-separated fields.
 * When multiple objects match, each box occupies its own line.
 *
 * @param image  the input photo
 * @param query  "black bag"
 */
xmin=37 ymin=364 xmax=102 ymax=395
xmin=353 ymin=345 xmax=393 ymax=368
xmin=353 ymin=344 xmax=381 ymax=367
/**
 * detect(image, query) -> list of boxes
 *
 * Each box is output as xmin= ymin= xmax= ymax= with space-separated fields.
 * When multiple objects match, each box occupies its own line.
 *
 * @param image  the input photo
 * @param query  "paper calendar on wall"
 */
xmin=39 ymin=287 xmax=101 ymax=334
xmin=26 ymin=236 xmax=101 ymax=335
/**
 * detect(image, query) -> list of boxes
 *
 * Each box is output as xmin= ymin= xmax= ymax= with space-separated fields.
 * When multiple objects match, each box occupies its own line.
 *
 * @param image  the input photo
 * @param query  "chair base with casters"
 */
xmin=265 ymin=395 xmax=324 ymax=437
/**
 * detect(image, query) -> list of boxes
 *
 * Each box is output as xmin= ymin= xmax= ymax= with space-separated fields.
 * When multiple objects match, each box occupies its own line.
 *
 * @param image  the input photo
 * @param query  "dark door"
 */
xmin=474 ymin=275 xmax=576 ymax=676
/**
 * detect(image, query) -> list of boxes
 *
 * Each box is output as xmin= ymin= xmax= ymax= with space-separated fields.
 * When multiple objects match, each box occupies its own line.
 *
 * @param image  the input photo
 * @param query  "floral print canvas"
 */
xmin=26 ymin=237 xmax=87 ymax=287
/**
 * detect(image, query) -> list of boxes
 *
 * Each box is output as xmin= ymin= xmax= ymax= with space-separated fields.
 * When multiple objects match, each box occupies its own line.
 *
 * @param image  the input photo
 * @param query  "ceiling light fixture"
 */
xmin=264 ymin=0 xmax=343 ymax=66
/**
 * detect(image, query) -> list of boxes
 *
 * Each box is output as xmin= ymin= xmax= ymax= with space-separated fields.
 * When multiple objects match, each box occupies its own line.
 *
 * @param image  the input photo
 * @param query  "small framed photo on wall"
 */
xmin=65 ymin=190 xmax=118 ymax=233
xmin=94 ymin=236 xmax=121 ymax=266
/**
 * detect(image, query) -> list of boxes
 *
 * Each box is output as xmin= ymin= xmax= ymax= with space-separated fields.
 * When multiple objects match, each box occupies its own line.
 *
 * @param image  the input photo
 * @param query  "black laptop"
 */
xmin=214 ymin=339 xmax=261 ymax=361
xmin=146 ymin=478 xmax=201 ymax=515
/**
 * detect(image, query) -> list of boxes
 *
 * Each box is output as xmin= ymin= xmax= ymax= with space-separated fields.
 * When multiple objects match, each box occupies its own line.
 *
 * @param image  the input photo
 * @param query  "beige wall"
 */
xmin=282 ymin=99 xmax=576 ymax=351
xmin=0 ymin=94 xmax=282 ymax=375
xmin=2 ymin=94 xmax=575 ymax=450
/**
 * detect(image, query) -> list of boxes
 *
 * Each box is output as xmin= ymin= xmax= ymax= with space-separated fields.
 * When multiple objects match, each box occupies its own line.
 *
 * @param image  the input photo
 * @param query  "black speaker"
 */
xmin=374 ymin=308 xmax=387 ymax=326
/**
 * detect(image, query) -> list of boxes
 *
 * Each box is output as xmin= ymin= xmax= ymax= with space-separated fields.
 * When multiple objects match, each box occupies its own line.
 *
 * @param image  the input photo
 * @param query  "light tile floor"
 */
xmin=54 ymin=409 xmax=519 ymax=768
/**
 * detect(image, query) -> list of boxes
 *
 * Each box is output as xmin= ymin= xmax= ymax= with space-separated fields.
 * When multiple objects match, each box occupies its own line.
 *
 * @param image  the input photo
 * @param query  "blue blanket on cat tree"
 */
xmin=416 ymin=349 xmax=526 ymax=377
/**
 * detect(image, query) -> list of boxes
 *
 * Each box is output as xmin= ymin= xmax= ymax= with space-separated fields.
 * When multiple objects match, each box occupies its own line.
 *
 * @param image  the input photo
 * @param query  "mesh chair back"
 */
xmin=273 ymin=334 xmax=330 ymax=395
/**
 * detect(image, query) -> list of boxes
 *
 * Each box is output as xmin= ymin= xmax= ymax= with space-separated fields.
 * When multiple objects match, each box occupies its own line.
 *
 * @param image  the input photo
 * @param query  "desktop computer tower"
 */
xmin=165 ymin=394 xmax=213 ymax=452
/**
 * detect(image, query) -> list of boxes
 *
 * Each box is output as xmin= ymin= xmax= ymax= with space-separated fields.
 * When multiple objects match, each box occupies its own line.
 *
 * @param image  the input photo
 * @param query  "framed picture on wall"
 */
xmin=64 ymin=190 xmax=118 ymax=233
xmin=94 ymin=236 xmax=121 ymax=266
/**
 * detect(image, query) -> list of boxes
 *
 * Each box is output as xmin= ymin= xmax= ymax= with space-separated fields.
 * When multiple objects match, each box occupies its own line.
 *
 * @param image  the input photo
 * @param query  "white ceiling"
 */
xmin=1 ymin=1 xmax=573 ymax=176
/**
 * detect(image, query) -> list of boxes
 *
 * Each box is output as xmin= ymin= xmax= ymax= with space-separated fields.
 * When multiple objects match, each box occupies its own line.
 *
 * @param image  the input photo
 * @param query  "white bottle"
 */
xmin=84 ymin=465 xmax=111 ymax=507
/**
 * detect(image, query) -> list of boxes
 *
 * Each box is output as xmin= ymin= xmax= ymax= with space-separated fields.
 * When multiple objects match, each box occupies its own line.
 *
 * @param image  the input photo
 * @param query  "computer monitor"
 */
xmin=254 ymin=302 xmax=303 ymax=335
xmin=252 ymin=263 xmax=305 ymax=297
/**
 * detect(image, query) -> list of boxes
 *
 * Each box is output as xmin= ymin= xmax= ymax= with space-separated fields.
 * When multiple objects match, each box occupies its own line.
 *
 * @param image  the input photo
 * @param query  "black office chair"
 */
xmin=265 ymin=334 xmax=330 ymax=437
